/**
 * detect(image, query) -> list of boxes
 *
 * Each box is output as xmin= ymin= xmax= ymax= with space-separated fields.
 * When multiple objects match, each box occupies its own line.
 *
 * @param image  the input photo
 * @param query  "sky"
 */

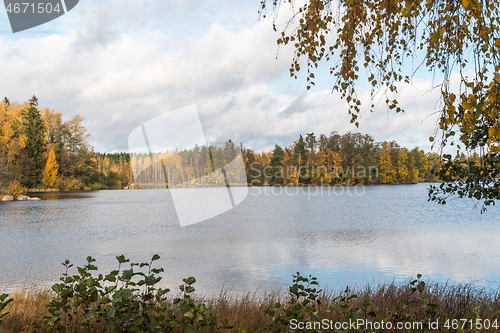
xmin=0 ymin=0 xmax=446 ymax=153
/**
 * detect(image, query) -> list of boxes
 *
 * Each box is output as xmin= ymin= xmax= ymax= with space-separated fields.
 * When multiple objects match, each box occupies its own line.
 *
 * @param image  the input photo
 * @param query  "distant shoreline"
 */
xmin=1 ymin=181 xmax=443 ymax=199
xmin=18 ymin=181 xmax=440 ymax=193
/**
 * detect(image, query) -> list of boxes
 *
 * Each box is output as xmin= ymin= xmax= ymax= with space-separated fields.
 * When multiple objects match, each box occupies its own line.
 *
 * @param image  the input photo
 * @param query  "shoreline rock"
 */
xmin=1 ymin=194 xmax=41 ymax=201
xmin=1 ymin=195 xmax=14 ymax=201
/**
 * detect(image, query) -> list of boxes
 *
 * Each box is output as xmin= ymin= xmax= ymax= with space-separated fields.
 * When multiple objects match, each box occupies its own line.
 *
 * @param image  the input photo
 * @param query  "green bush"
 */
xmin=31 ymin=254 xmax=229 ymax=333
xmin=4 ymin=257 xmax=487 ymax=333
xmin=263 ymin=273 xmax=443 ymax=333
xmin=264 ymin=272 xmax=321 ymax=332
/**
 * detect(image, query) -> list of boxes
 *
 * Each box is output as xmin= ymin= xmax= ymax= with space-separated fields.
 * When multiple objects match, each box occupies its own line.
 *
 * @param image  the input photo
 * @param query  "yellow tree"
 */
xmin=43 ymin=149 xmax=59 ymax=188
xmin=397 ymin=149 xmax=409 ymax=184
xmin=418 ymin=150 xmax=429 ymax=178
xmin=325 ymin=148 xmax=342 ymax=182
xmin=378 ymin=141 xmax=395 ymax=184
xmin=314 ymin=150 xmax=331 ymax=184
xmin=408 ymin=155 xmax=419 ymax=184
xmin=0 ymin=100 xmax=26 ymax=184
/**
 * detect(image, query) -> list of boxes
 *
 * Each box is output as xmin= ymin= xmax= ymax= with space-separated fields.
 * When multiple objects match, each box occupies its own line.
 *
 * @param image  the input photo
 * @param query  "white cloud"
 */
xmin=0 ymin=0 xmax=443 ymax=153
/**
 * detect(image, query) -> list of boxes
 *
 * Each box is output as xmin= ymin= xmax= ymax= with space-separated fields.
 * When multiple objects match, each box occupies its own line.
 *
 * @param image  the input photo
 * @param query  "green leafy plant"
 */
xmin=263 ymin=273 xmax=446 ymax=333
xmin=37 ymin=254 xmax=230 ymax=333
xmin=388 ymin=274 xmax=440 ymax=328
xmin=0 ymin=293 xmax=13 ymax=333
xmin=265 ymin=272 xmax=322 ymax=332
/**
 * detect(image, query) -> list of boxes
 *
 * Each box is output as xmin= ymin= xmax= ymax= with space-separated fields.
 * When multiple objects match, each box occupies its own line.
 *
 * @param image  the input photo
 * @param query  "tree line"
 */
xmin=128 ymin=133 xmax=442 ymax=188
xmin=1 ymin=97 xmax=448 ymax=195
xmin=242 ymin=132 xmax=439 ymax=186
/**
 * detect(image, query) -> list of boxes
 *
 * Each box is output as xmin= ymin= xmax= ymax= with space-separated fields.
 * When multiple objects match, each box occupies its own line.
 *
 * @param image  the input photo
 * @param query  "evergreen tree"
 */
xmin=305 ymin=132 xmax=317 ymax=165
xmin=293 ymin=135 xmax=308 ymax=182
xmin=281 ymin=148 xmax=292 ymax=184
xmin=269 ymin=144 xmax=284 ymax=185
xmin=294 ymin=134 xmax=307 ymax=167
xmin=22 ymin=95 xmax=46 ymax=187
xmin=3 ymin=97 xmax=9 ymax=110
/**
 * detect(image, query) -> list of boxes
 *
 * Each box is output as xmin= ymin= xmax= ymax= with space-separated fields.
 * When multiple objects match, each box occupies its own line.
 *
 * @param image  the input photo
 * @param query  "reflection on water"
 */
xmin=27 ymin=191 xmax=96 ymax=200
xmin=1 ymin=184 xmax=499 ymax=294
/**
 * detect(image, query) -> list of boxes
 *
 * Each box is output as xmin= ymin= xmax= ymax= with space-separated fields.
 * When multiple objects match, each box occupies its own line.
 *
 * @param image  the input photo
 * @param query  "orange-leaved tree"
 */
xmin=43 ymin=149 xmax=59 ymax=188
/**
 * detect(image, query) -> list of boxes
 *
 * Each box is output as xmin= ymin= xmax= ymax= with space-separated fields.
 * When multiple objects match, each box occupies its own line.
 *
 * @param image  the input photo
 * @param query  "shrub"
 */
xmin=88 ymin=183 xmax=106 ymax=191
xmin=29 ymin=255 xmax=230 ymax=333
xmin=1 ymin=180 xmax=27 ymax=198
xmin=264 ymin=272 xmax=322 ymax=332
xmin=54 ymin=177 xmax=85 ymax=191
xmin=3 ymin=258 xmax=500 ymax=333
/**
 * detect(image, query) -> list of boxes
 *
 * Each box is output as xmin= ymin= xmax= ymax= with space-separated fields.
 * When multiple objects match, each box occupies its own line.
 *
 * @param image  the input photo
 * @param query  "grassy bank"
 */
xmin=1 ymin=256 xmax=500 ymax=332
xmin=3 ymin=283 xmax=500 ymax=332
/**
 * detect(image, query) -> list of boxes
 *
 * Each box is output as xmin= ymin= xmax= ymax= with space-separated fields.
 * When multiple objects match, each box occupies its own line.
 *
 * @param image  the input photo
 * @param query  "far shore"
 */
xmin=0 ymin=181 xmax=441 ymax=201
xmin=30 ymin=180 xmax=439 ymax=191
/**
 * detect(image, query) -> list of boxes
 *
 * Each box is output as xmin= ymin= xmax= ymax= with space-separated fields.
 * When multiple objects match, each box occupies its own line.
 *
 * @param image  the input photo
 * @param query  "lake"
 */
xmin=1 ymin=184 xmax=499 ymax=295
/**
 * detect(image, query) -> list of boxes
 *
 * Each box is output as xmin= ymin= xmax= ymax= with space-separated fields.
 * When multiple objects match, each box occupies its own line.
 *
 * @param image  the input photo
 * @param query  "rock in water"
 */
xmin=1 ymin=195 xmax=14 ymax=201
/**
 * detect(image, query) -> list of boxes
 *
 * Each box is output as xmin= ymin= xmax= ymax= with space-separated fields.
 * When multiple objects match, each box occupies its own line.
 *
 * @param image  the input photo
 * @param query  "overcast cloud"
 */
xmin=0 ymin=0 xmax=444 ymax=153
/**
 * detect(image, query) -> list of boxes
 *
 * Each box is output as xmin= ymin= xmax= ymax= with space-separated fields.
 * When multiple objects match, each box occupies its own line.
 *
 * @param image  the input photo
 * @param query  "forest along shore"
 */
xmin=1 ymin=96 xmax=456 ymax=197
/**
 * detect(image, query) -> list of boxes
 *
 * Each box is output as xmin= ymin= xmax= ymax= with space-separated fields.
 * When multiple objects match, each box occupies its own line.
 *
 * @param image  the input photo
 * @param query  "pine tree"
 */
xmin=294 ymin=134 xmax=307 ymax=167
xmin=22 ymin=95 xmax=47 ymax=187
xmin=43 ymin=149 xmax=59 ymax=188
xmin=269 ymin=144 xmax=284 ymax=184
xmin=3 ymin=97 xmax=9 ymax=109
xmin=305 ymin=132 xmax=317 ymax=165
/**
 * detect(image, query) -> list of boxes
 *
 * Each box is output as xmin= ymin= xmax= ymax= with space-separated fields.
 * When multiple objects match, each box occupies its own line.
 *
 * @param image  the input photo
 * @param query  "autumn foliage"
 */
xmin=0 ymin=96 xmax=130 ymax=193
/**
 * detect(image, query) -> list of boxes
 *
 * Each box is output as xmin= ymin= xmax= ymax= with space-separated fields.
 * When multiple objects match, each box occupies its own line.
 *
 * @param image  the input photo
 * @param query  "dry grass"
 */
xmin=2 ymin=281 xmax=500 ymax=332
xmin=2 ymin=288 xmax=52 ymax=332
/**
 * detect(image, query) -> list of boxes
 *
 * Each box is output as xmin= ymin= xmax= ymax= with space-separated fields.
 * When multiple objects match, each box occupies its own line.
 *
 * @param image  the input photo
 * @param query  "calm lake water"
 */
xmin=1 ymin=184 xmax=499 ymax=295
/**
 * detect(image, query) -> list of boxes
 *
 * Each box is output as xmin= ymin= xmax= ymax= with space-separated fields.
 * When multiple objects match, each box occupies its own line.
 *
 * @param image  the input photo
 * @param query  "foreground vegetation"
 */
xmin=1 ymin=255 xmax=499 ymax=332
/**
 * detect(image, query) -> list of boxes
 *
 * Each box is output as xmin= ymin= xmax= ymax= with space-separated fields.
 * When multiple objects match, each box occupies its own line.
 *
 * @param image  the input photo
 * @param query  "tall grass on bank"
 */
xmin=1 ymin=256 xmax=500 ymax=332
